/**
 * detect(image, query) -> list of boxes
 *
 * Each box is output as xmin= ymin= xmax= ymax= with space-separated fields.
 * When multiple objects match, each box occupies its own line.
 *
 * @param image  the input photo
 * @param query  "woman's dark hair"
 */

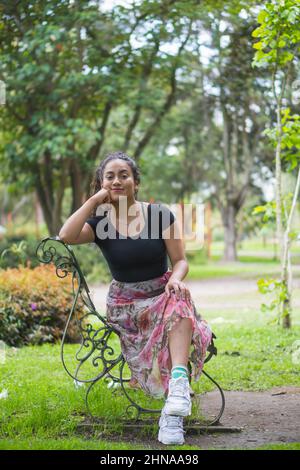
xmin=89 ymin=151 xmax=141 ymax=216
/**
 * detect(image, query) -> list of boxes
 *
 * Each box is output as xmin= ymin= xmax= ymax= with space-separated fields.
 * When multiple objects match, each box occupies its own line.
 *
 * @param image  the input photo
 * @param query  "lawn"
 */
xmin=186 ymin=239 xmax=300 ymax=280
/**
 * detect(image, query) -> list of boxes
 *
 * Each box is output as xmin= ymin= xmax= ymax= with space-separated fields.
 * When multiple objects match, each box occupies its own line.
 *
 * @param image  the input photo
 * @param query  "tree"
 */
xmin=0 ymin=0 xmax=115 ymax=233
xmin=207 ymin=9 xmax=275 ymax=260
xmin=0 ymin=0 xmax=201 ymax=234
xmin=252 ymin=0 xmax=300 ymax=328
xmin=154 ymin=5 xmax=272 ymax=260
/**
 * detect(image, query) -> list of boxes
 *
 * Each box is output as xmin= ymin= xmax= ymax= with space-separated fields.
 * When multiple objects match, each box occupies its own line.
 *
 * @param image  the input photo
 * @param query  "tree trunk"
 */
xmin=36 ymin=179 xmax=53 ymax=234
xmin=221 ymin=204 xmax=237 ymax=261
xmin=275 ymin=102 xmax=283 ymax=260
xmin=35 ymin=156 xmax=68 ymax=236
xmin=281 ymin=165 xmax=300 ymax=328
xmin=205 ymin=201 xmax=212 ymax=260
xmin=70 ymin=159 xmax=84 ymax=213
xmin=36 ymin=188 xmax=64 ymax=236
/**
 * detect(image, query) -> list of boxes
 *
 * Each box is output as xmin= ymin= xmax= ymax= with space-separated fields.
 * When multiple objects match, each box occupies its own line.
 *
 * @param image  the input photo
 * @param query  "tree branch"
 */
xmin=123 ymin=37 xmax=160 ymax=151
xmin=133 ymin=21 xmax=193 ymax=160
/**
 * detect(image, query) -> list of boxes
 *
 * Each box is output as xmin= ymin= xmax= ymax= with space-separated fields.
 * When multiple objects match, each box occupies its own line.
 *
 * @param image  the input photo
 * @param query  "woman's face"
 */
xmin=101 ymin=159 xmax=138 ymax=201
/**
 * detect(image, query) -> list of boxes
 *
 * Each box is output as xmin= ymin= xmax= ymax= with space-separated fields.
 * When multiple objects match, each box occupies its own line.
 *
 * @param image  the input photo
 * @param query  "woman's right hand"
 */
xmin=91 ymin=188 xmax=111 ymax=206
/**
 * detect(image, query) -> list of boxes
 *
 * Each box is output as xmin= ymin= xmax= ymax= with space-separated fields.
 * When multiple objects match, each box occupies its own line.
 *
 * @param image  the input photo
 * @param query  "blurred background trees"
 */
xmin=0 ymin=0 xmax=299 ymax=264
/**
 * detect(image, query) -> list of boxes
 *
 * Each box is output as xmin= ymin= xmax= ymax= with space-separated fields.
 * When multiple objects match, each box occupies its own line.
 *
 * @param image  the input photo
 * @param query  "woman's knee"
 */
xmin=170 ymin=317 xmax=192 ymax=335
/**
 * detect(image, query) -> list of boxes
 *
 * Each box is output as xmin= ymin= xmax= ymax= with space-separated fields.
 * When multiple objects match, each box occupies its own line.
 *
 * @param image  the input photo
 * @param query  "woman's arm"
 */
xmin=163 ymin=220 xmax=189 ymax=282
xmin=163 ymin=219 xmax=191 ymax=301
xmin=58 ymin=188 xmax=110 ymax=245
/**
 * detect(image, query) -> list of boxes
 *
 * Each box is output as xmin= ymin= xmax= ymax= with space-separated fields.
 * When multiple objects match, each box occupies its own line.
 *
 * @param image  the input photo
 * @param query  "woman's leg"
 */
xmin=168 ymin=318 xmax=193 ymax=368
xmin=158 ymin=317 xmax=193 ymax=445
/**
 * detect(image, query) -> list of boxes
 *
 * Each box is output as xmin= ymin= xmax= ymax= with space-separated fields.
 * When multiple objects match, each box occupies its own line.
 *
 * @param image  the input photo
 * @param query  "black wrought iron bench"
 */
xmin=36 ymin=236 xmax=225 ymax=424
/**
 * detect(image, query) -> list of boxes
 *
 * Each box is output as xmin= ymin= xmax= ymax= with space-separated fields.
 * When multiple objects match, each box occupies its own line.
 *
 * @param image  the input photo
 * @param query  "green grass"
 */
xmin=254 ymin=443 xmax=300 ymax=450
xmin=198 ymin=324 xmax=300 ymax=393
xmin=187 ymin=261 xmax=286 ymax=280
xmin=211 ymin=239 xmax=300 ymax=257
xmin=186 ymin=238 xmax=300 ymax=280
xmin=1 ymin=439 xmax=299 ymax=450
xmin=0 ymin=438 xmax=149 ymax=450
xmin=187 ymin=256 xmax=300 ymax=281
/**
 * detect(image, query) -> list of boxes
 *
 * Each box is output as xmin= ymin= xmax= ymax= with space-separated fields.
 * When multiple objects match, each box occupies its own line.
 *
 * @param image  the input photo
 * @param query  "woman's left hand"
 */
xmin=165 ymin=278 xmax=191 ymax=302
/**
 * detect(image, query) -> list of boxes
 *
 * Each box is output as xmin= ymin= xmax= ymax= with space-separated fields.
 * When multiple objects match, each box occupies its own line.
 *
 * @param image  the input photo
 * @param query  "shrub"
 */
xmin=0 ymin=236 xmax=42 ymax=270
xmin=71 ymin=243 xmax=111 ymax=284
xmin=0 ymin=235 xmax=111 ymax=284
xmin=0 ymin=264 xmax=85 ymax=347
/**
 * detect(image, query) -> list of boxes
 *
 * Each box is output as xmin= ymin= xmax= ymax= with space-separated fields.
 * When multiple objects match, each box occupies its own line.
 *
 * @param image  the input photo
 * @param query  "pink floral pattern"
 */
xmin=106 ymin=270 xmax=212 ymax=398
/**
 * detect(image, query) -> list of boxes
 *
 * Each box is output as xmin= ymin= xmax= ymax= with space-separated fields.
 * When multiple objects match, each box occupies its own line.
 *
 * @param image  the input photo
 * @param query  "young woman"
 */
xmin=59 ymin=151 xmax=212 ymax=445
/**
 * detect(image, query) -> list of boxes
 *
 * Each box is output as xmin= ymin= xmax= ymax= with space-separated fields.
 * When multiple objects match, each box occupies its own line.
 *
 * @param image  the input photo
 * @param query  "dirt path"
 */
xmin=89 ymin=276 xmax=300 ymax=313
xmin=186 ymin=387 xmax=300 ymax=449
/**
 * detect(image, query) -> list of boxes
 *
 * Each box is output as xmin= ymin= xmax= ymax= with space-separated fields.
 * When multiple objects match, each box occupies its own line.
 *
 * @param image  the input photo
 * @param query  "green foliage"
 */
xmin=0 ymin=264 xmax=85 ymax=346
xmin=281 ymin=108 xmax=300 ymax=170
xmin=69 ymin=243 xmax=111 ymax=284
xmin=252 ymin=0 xmax=300 ymax=169
xmin=0 ymin=1 xmax=111 ymax=183
xmin=257 ymin=277 xmax=290 ymax=324
xmin=252 ymin=0 xmax=300 ymax=326
xmin=264 ymin=108 xmax=300 ymax=167
xmin=0 ymin=236 xmax=42 ymax=270
xmin=252 ymin=201 xmax=276 ymax=223
xmin=0 ymin=0 xmax=213 ymax=233
xmin=252 ymin=0 xmax=300 ymax=69
xmin=0 ymin=234 xmax=110 ymax=283
xmin=252 ymin=0 xmax=300 ymax=171
xmin=253 ymin=193 xmax=299 ymax=233
xmin=0 ymin=240 xmax=28 ymax=267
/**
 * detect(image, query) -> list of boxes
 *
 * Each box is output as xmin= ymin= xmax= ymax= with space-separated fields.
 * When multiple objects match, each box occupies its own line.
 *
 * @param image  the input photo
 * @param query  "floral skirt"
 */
xmin=106 ymin=270 xmax=212 ymax=398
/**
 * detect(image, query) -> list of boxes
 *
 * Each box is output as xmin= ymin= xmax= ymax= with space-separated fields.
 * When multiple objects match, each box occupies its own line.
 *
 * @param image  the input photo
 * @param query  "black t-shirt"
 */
xmin=86 ymin=203 xmax=176 ymax=282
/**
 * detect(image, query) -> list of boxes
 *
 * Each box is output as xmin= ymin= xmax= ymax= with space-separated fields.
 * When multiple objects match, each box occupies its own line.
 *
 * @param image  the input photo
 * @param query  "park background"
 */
xmin=0 ymin=0 xmax=300 ymax=450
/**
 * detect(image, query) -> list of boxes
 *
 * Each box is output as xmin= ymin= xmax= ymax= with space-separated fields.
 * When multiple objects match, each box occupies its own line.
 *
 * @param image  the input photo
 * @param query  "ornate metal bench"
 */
xmin=36 ymin=236 xmax=225 ymax=424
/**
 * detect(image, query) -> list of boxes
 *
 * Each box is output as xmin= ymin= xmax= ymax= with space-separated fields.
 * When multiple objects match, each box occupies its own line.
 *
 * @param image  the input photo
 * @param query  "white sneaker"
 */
xmin=158 ymin=408 xmax=185 ymax=445
xmin=164 ymin=377 xmax=191 ymax=417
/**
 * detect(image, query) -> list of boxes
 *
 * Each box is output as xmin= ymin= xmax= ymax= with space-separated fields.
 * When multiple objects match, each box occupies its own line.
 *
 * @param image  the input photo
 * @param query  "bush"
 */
xmin=0 ymin=236 xmax=42 ymax=270
xmin=71 ymin=243 xmax=111 ymax=284
xmin=0 ymin=264 xmax=85 ymax=347
xmin=0 ymin=235 xmax=111 ymax=284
